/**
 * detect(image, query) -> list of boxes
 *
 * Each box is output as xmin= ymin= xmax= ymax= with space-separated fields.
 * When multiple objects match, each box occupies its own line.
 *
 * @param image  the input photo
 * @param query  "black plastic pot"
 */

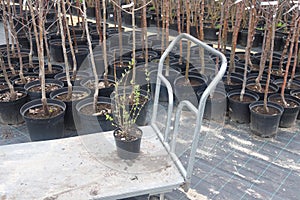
xmin=87 ymin=53 xmax=113 ymax=75
xmin=273 ymin=79 xmax=300 ymax=94
xmin=108 ymin=57 xmax=133 ymax=80
xmin=246 ymin=80 xmax=279 ymax=100
xmin=222 ymin=74 xmax=244 ymax=92
xmin=174 ymin=75 xmax=207 ymax=106
xmin=203 ymin=27 xmax=218 ymax=41
xmin=75 ymin=97 xmax=114 ymax=134
xmin=0 ymin=88 xmax=28 ymax=125
xmin=49 ymin=39 xmax=70 ymax=62
xmin=80 ymin=75 xmax=115 ymax=97
xmin=133 ymin=49 xmax=159 ymax=63
xmin=54 ymin=71 xmax=90 ymax=87
xmin=24 ymin=79 xmax=64 ymax=101
xmin=198 ymin=89 xmax=227 ymax=122
xmin=268 ymin=94 xmax=300 ymax=128
xmin=10 ymin=73 xmax=39 ymax=88
xmin=67 ymin=46 xmax=89 ymax=70
xmin=114 ymin=127 xmax=142 ymax=160
xmin=20 ymin=98 xmax=66 ymax=141
xmin=33 ymin=64 xmax=64 ymax=79
xmin=238 ymin=30 xmax=261 ymax=47
xmin=228 ymin=90 xmax=259 ymax=123
xmin=290 ymin=89 xmax=300 ymax=119
xmin=249 ymin=101 xmax=283 ymax=137
xmin=23 ymin=60 xmax=40 ymax=72
xmin=149 ymin=68 xmax=180 ymax=102
xmin=50 ymin=86 xmax=91 ymax=132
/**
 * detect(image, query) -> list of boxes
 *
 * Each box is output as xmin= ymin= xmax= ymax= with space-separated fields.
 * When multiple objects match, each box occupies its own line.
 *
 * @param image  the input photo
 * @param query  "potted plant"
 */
xmin=249 ymin=2 xmax=284 ymax=137
xmin=20 ymin=0 xmax=66 ymax=141
xmin=228 ymin=0 xmax=260 ymax=124
xmin=0 ymin=0 xmax=28 ymax=125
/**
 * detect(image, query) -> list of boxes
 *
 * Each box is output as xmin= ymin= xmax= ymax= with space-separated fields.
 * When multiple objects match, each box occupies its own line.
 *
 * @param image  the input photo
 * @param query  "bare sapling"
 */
xmin=102 ymin=0 xmax=109 ymax=86
xmin=227 ymin=1 xmax=244 ymax=85
xmin=95 ymin=0 xmax=103 ymax=46
xmin=240 ymin=0 xmax=257 ymax=101
xmin=255 ymin=10 xmax=272 ymax=92
xmin=199 ymin=0 xmax=205 ymax=74
xmin=29 ymin=0 xmax=49 ymax=115
xmin=164 ymin=0 xmax=170 ymax=77
xmin=177 ymin=0 xmax=182 ymax=65
xmin=58 ymin=0 xmax=75 ymax=100
xmin=142 ymin=0 xmax=149 ymax=66
xmin=67 ymin=0 xmax=79 ymax=52
xmin=1 ymin=0 xmax=16 ymax=76
xmin=288 ymin=20 xmax=300 ymax=88
xmin=0 ymin=0 xmax=16 ymax=100
xmin=281 ymin=16 xmax=300 ymax=106
xmin=278 ymin=14 xmax=295 ymax=73
xmin=263 ymin=5 xmax=277 ymax=113
xmin=185 ymin=0 xmax=191 ymax=81
xmin=7 ymin=0 xmax=26 ymax=84
xmin=81 ymin=0 xmax=99 ymax=112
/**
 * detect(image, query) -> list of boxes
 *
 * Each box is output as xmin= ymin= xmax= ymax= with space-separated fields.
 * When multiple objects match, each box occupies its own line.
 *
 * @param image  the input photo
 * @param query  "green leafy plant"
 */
xmin=106 ymin=67 xmax=149 ymax=138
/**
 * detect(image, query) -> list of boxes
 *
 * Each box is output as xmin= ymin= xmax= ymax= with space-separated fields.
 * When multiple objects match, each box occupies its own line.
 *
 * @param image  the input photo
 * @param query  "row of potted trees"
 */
xmin=0 ymin=0 xmax=300 ymax=160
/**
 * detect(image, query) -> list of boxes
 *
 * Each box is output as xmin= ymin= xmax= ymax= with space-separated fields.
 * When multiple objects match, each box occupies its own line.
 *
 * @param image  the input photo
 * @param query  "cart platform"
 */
xmin=0 ymin=126 xmax=184 ymax=200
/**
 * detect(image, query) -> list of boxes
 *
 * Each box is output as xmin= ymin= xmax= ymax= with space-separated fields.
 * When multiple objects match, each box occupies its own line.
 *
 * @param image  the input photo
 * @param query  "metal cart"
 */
xmin=0 ymin=33 xmax=227 ymax=200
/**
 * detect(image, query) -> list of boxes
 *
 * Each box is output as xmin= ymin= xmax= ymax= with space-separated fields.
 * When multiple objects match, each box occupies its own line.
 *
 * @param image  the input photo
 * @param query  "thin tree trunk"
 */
xmin=264 ymin=10 xmax=277 ymax=113
xmin=164 ymin=0 xmax=170 ymax=77
xmin=227 ymin=2 xmax=244 ymax=85
xmin=95 ymin=0 xmax=103 ymax=45
xmin=185 ymin=0 xmax=191 ymax=81
xmin=82 ymin=0 xmax=99 ymax=112
xmin=288 ymin=20 xmax=300 ymax=88
xmin=241 ymin=0 xmax=256 ymax=102
xmin=131 ymin=5 xmax=136 ymax=85
xmin=102 ymin=0 xmax=109 ymax=83
xmin=60 ymin=0 xmax=75 ymax=100
xmin=177 ymin=0 xmax=182 ymax=65
xmin=199 ymin=0 xmax=205 ymax=74
xmin=282 ymin=18 xmax=299 ymax=106
xmin=0 ymin=1 xmax=16 ymax=100
xmin=117 ymin=0 xmax=123 ymax=62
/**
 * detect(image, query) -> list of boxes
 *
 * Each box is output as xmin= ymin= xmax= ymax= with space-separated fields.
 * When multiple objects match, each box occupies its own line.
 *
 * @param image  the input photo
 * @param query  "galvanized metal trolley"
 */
xmin=0 ymin=33 xmax=227 ymax=200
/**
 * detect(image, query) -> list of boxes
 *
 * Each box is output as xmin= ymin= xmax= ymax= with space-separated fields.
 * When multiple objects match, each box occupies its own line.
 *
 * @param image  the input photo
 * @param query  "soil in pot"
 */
xmin=54 ymin=71 xmax=90 ymax=86
xmin=113 ymin=127 xmax=142 ymax=160
xmin=0 ymin=88 xmax=28 ymax=125
xmin=246 ymin=81 xmax=278 ymax=100
xmin=80 ymin=76 xmax=115 ymax=97
xmin=11 ymin=73 xmax=39 ymax=88
xmin=76 ymin=97 xmax=114 ymax=133
xmin=20 ymin=99 xmax=66 ymax=141
xmin=268 ymin=94 xmax=300 ymax=128
xmin=25 ymin=79 xmax=64 ymax=100
xmin=50 ymin=86 xmax=91 ymax=132
xmin=228 ymin=90 xmax=259 ymax=123
xmin=273 ymin=79 xmax=300 ymax=94
xmin=108 ymin=58 xmax=133 ymax=80
xmin=33 ymin=64 xmax=64 ymax=79
xmin=0 ymin=81 xmax=9 ymax=91
xmin=249 ymin=101 xmax=283 ymax=137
